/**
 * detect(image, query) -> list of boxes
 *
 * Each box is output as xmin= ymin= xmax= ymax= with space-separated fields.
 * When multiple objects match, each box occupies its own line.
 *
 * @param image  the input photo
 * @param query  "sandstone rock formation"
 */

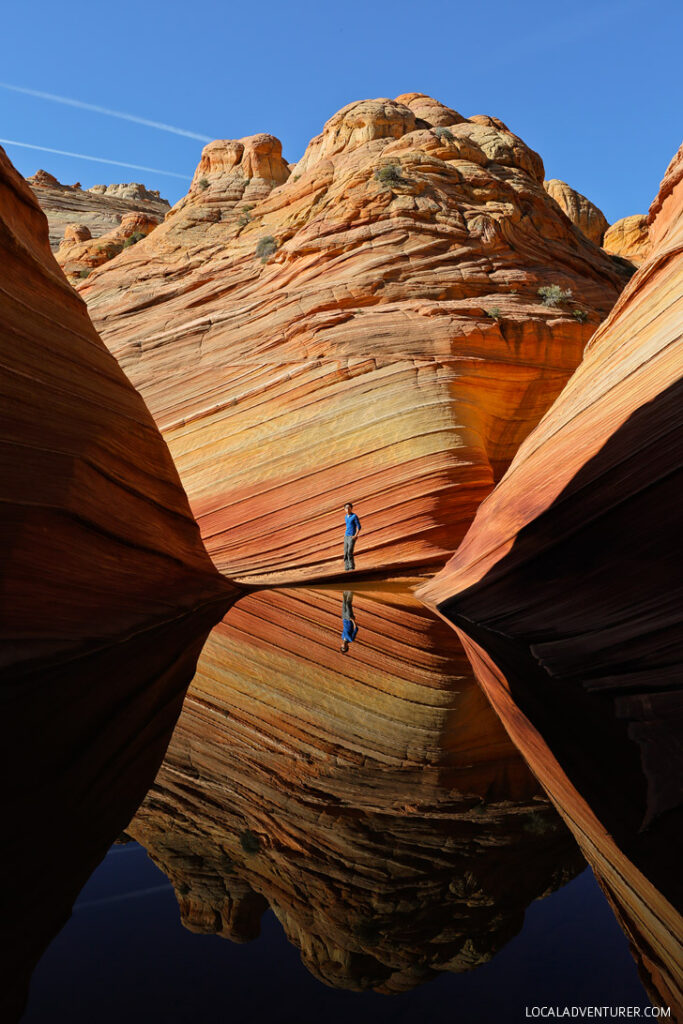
xmin=26 ymin=169 xmax=169 ymax=250
xmin=0 ymin=146 xmax=233 ymax=1019
xmin=79 ymin=94 xmax=630 ymax=584
xmin=88 ymin=181 xmax=166 ymax=202
xmin=603 ymin=213 xmax=650 ymax=265
xmin=418 ymin=145 xmax=683 ymax=1017
xmin=129 ymin=585 xmax=583 ymax=992
xmin=56 ymin=210 xmax=161 ymax=281
xmin=543 ymin=178 xmax=609 ymax=245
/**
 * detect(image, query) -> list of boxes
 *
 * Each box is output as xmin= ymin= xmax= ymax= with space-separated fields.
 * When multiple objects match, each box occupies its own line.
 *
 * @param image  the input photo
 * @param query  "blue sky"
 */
xmin=1 ymin=0 xmax=680 ymax=223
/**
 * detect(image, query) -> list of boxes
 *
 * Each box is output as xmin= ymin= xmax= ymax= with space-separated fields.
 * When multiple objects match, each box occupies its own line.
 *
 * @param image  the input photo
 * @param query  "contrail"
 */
xmin=74 ymin=884 xmax=171 ymax=911
xmin=0 ymin=82 xmax=212 ymax=142
xmin=0 ymin=139 xmax=192 ymax=179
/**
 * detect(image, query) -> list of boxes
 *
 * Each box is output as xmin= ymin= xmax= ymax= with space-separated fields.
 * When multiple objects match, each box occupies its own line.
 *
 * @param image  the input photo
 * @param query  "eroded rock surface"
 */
xmin=419 ymin=145 xmax=683 ymax=1017
xmin=129 ymin=585 xmax=583 ymax=992
xmin=79 ymin=94 xmax=629 ymax=583
xmin=57 ymin=210 xmax=161 ymax=282
xmin=603 ymin=213 xmax=650 ymax=265
xmin=26 ymin=168 xmax=170 ymax=250
xmin=543 ymin=178 xmax=609 ymax=245
xmin=1 ymin=146 xmax=232 ymax=1019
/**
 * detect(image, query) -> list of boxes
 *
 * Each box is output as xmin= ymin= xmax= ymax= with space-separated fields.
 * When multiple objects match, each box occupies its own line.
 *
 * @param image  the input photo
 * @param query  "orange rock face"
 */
xmin=56 ymin=209 xmax=161 ymax=282
xmin=26 ymin=168 xmax=170 ymax=250
xmin=543 ymin=178 xmax=609 ymax=245
xmin=80 ymin=94 xmax=629 ymax=584
xmin=129 ymin=585 xmax=583 ymax=992
xmin=0 ymin=146 xmax=233 ymax=1017
xmin=418 ymin=145 xmax=683 ymax=1016
xmin=603 ymin=213 xmax=650 ymax=265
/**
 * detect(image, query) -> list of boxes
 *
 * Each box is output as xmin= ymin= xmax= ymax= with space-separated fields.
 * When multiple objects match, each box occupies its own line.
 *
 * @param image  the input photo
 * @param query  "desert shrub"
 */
xmin=486 ymin=307 xmax=502 ymax=320
xmin=434 ymin=126 xmax=454 ymax=142
xmin=256 ymin=235 xmax=277 ymax=262
xmin=122 ymin=231 xmax=146 ymax=248
xmin=537 ymin=284 xmax=573 ymax=307
xmin=239 ymin=829 xmax=261 ymax=854
xmin=572 ymin=309 xmax=589 ymax=323
xmin=198 ymin=178 xmax=209 ymax=191
xmin=76 ymin=269 xmax=91 ymax=279
xmin=523 ymin=811 xmax=556 ymax=836
xmin=374 ymin=163 xmax=403 ymax=186
xmin=238 ymin=204 xmax=254 ymax=228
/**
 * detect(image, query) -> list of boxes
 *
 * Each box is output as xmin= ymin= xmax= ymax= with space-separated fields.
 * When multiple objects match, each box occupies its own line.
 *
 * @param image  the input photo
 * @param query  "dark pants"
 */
xmin=344 ymin=534 xmax=356 ymax=570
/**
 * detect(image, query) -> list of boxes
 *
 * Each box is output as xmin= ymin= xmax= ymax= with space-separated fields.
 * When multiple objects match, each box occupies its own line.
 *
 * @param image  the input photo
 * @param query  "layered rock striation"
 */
xmin=0 ymin=146 xmax=233 ymax=1018
xmin=543 ymin=178 xmax=609 ymax=245
xmin=26 ymin=168 xmax=169 ymax=250
xmin=129 ymin=585 xmax=583 ymax=992
xmin=603 ymin=213 xmax=650 ymax=265
xmin=80 ymin=93 xmax=630 ymax=583
xmin=56 ymin=210 xmax=161 ymax=282
xmin=418 ymin=145 xmax=683 ymax=1016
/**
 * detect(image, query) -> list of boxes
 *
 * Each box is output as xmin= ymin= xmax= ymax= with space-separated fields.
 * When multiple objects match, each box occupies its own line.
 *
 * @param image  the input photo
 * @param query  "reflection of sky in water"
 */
xmin=24 ymin=843 xmax=649 ymax=1023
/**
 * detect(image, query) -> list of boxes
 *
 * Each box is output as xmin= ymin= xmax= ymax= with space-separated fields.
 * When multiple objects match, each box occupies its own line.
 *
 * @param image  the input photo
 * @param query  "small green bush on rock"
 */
xmin=122 ymin=231 xmax=146 ymax=248
xmin=572 ymin=309 xmax=589 ymax=323
xmin=256 ymin=235 xmax=277 ymax=262
xmin=537 ymin=284 xmax=573 ymax=307
xmin=374 ymin=163 xmax=403 ymax=187
xmin=198 ymin=178 xmax=209 ymax=191
xmin=434 ymin=127 xmax=454 ymax=142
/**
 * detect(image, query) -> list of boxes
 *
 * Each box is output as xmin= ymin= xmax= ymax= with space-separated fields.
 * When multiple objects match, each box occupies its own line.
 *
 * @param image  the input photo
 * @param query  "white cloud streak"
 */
xmin=74 ymin=884 xmax=171 ymax=911
xmin=0 ymin=82 xmax=212 ymax=142
xmin=0 ymin=139 xmax=192 ymax=179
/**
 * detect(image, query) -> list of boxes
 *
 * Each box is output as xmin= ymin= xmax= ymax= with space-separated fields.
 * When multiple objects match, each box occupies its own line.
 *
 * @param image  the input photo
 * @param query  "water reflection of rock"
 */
xmin=129 ymin=585 xmax=583 ymax=992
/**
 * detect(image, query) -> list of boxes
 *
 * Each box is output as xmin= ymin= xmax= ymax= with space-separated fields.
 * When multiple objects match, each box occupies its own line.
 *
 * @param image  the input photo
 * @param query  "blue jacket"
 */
xmin=342 ymin=619 xmax=359 ymax=642
xmin=345 ymin=513 xmax=361 ymax=537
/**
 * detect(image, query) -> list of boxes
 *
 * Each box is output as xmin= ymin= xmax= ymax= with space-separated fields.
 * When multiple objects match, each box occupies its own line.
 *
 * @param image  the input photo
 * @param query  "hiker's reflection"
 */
xmin=341 ymin=590 xmax=359 ymax=654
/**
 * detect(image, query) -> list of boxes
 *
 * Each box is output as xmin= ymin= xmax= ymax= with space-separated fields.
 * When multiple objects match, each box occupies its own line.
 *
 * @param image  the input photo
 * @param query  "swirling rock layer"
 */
xmin=419 ymin=145 xmax=683 ymax=1016
xmin=56 ymin=210 xmax=161 ymax=282
xmin=80 ymin=94 xmax=629 ymax=583
xmin=543 ymin=178 xmax=609 ymax=245
xmin=26 ymin=169 xmax=169 ymax=250
xmin=0 ymin=146 xmax=233 ymax=1018
xmin=603 ymin=214 xmax=650 ymax=265
xmin=129 ymin=584 xmax=583 ymax=993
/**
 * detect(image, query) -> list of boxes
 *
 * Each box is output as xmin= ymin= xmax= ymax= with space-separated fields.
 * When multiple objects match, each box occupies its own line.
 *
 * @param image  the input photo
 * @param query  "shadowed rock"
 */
xmin=0 ymin=145 xmax=234 ymax=1020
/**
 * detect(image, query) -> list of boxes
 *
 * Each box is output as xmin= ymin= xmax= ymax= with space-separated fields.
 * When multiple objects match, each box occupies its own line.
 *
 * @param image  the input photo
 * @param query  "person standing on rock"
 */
xmin=343 ymin=502 xmax=361 ymax=571
xmin=341 ymin=590 xmax=358 ymax=653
